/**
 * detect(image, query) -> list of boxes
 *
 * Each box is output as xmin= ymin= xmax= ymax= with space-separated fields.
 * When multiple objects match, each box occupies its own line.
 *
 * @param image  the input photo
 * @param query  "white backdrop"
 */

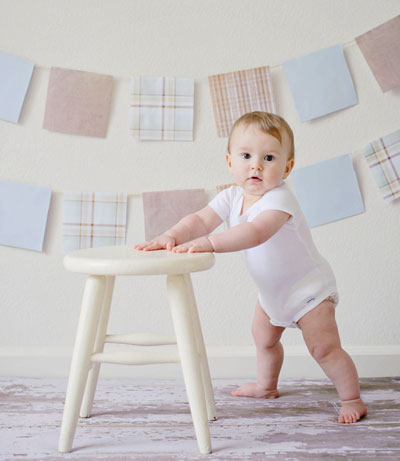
xmin=1 ymin=0 xmax=399 ymax=379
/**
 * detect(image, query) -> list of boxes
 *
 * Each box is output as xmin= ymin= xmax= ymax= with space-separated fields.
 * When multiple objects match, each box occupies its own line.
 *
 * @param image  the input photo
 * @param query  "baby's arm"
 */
xmin=173 ymin=210 xmax=290 ymax=253
xmin=134 ymin=206 xmax=222 ymax=251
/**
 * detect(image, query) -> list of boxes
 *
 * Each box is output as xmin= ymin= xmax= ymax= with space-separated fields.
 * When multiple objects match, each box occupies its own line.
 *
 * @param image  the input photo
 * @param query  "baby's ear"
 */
xmin=283 ymin=158 xmax=295 ymax=179
xmin=225 ymin=153 xmax=232 ymax=168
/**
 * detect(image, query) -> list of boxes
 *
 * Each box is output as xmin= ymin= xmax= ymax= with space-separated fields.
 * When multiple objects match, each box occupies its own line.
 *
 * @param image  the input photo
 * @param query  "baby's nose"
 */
xmin=251 ymin=162 xmax=262 ymax=170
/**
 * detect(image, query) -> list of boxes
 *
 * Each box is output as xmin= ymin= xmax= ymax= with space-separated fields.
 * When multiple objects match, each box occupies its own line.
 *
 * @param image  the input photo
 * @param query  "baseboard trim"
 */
xmin=1 ymin=345 xmax=399 ymax=379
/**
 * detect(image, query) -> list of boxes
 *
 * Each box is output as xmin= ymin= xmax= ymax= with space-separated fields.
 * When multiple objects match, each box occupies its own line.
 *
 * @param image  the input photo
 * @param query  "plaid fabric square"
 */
xmin=208 ymin=66 xmax=275 ymax=137
xmin=129 ymin=76 xmax=194 ymax=140
xmin=216 ymin=183 xmax=235 ymax=193
xmin=355 ymin=16 xmax=400 ymax=93
xmin=142 ymin=189 xmax=207 ymax=241
xmin=63 ymin=192 xmax=128 ymax=253
xmin=358 ymin=129 xmax=400 ymax=202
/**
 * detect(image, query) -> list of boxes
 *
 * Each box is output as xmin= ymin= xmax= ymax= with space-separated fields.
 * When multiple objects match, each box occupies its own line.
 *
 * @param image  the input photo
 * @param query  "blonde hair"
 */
xmin=227 ymin=112 xmax=295 ymax=160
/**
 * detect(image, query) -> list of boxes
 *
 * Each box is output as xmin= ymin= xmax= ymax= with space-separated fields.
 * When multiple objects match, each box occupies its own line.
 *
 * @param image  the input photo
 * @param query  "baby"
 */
xmin=134 ymin=111 xmax=367 ymax=424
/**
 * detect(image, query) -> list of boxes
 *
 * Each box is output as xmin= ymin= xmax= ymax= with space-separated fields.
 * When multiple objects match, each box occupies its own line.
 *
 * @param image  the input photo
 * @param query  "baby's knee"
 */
xmin=308 ymin=342 xmax=339 ymax=362
xmin=252 ymin=324 xmax=281 ymax=349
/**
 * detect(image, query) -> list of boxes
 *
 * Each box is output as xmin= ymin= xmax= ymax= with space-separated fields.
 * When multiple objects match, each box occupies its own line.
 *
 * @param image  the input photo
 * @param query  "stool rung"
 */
xmin=91 ymin=350 xmax=180 ymax=365
xmin=105 ymin=333 xmax=177 ymax=346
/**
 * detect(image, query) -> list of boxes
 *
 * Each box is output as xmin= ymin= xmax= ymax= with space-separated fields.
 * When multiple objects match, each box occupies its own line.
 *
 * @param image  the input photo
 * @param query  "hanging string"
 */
xmin=32 ymin=40 xmax=357 ymax=75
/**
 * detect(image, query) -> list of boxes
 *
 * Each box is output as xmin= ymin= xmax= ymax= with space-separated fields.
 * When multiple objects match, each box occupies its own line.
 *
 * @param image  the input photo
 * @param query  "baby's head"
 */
xmin=226 ymin=112 xmax=295 ymax=195
xmin=227 ymin=111 xmax=295 ymax=161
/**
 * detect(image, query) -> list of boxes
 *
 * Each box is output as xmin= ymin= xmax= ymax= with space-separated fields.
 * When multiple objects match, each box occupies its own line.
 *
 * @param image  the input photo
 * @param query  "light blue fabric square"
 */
xmin=0 ymin=51 xmax=34 ymax=123
xmin=283 ymin=45 xmax=358 ymax=122
xmin=290 ymin=154 xmax=364 ymax=227
xmin=0 ymin=180 xmax=52 ymax=251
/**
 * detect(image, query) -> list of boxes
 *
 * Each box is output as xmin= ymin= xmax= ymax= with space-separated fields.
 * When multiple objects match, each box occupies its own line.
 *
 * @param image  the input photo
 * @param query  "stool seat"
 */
xmin=59 ymin=245 xmax=216 ymax=455
xmin=64 ymin=245 xmax=215 ymax=275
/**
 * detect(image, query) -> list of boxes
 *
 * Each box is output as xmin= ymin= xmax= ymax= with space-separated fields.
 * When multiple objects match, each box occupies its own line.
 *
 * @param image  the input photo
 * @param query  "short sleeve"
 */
xmin=208 ymin=187 xmax=235 ymax=222
xmin=247 ymin=183 xmax=298 ymax=221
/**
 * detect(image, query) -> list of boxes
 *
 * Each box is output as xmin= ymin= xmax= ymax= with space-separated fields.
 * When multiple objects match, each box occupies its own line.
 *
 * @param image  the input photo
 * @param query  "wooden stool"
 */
xmin=58 ymin=245 xmax=216 ymax=455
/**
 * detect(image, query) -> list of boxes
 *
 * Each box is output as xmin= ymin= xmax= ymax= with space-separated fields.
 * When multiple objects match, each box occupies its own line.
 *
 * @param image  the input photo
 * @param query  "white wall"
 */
xmin=1 ymin=0 xmax=399 ymax=379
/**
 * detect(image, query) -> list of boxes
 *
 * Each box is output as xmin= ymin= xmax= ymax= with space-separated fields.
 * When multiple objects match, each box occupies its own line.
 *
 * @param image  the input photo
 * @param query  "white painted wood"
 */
xmin=59 ymin=247 xmax=216 ymax=455
xmin=105 ymin=332 xmax=177 ymax=346
xmin=184 ymin=273 xmax=217 ymax=421
xmin=91 ymin=350 xmax=180 ymax=365
xmin=167 ymin=274 xmax=212 ymax=455
xmin=63 ymin=245 xmax=215 ymax=276
xmin=58 ymin=275 xmax=106 ymax=453
xmin=80 ymin=276 xmax=115 ymax=418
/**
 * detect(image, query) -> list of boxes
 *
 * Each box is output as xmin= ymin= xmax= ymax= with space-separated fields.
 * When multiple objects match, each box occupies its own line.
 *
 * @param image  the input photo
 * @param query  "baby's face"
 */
xmin=226 ymin=124 xmax=294 ymax=198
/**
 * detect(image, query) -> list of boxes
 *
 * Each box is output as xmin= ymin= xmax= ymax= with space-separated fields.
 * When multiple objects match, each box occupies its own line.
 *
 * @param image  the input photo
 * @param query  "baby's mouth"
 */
xmin=248 ymin=176 xmax=262 ymax=182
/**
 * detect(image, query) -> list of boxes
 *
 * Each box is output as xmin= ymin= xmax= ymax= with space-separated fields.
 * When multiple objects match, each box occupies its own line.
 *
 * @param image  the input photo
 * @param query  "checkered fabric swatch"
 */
xmin=358 ymin=128 xmax=400 ymax=202
xmin=216 ymin=183 xmax=235 ymax=193
xmin=43 ymin=68 xmax=113 ymax=138
xmin=208 ymin=66 xmax=276 ymax=137
xmin=129 ymin=76 xmax=194 ymax=141
xmin=63 ymin=192 xmax=128 ymax=253
xmin=355 ymin=15 xmax=400 ymax=93
xmin=142 ymin=189 xmax=207 ymax=241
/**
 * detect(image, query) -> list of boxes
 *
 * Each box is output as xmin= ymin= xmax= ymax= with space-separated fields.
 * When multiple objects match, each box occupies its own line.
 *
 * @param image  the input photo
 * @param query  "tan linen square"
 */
xmin=43 ymin=67 xmax=113 ymax=137
xmin=355 ymin=16 xmax=400 ymax=92
xmin=142 ymin=189 xmax=207 ymax=241
xmin=208 ymin=66 xmax=275 ymax=137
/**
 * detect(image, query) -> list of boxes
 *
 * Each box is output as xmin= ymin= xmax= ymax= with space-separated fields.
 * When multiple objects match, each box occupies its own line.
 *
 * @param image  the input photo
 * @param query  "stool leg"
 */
xmin=80 ymin=276 xmax=115 ymax=418
xmin=167 ymin=274 xmax=211 ymax=455
xmin=184 ymin=274 xmax=217 ymax=421
xmin=59 ymin=275 xmax=106 ymax=453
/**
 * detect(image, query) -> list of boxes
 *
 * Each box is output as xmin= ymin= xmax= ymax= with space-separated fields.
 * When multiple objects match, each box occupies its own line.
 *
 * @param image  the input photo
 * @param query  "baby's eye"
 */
xmin=265 ymin=154 xmax=274 ymax=161
xmin=241 ymin=153 xmax=251 ymax=159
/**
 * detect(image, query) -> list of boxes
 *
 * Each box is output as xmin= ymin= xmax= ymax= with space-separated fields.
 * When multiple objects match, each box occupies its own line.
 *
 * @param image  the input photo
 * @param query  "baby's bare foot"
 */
xmin=338 ymin=397 xmax=367 ymax=423
xmin=231 ymin=382 xmax=279 ymax=399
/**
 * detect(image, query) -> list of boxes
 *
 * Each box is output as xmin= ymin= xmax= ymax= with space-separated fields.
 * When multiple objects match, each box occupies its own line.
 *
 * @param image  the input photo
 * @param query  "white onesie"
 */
xmin=208 ymin=181 xmax=338 ymax=329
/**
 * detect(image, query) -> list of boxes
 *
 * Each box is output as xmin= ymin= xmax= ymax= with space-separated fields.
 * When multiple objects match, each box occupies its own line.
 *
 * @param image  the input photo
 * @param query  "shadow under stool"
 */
xmin=58 ymin=245 xmax=216 ymax=455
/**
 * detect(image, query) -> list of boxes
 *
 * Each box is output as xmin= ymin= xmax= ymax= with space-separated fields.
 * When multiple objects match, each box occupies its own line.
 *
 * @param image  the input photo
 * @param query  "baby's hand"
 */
xmin=134 ymin=234 xmax=176 ymax=251
xmin=172 ymin=237 xmax=214 ymax=254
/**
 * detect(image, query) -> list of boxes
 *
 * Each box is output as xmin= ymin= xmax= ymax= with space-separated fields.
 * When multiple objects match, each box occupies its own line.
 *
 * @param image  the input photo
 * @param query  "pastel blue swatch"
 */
xmin=291 ymin=154 xmax=364 ymax=227
xmin=0 ymin=179 xmax=52 ymax=251
xmin=283 ymin=45 xmax=358 ymax=122
xmin=0 ymin=51 xmax=34 ymax=123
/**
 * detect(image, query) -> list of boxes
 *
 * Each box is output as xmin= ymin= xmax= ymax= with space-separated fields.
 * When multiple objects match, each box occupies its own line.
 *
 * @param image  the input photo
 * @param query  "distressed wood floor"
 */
xmin=0 ymin=377 xmax=399 ymax=460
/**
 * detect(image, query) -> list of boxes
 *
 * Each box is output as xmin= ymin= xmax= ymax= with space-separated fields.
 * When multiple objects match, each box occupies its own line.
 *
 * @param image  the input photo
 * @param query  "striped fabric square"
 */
xmin=142 ymin=189 xmax=207 ymax=241
xmin=63 ymin=192 xmax=128 ymax=253
xmin=355 ymin=15 xmax=400 ymax=93
xmin=358 ymin=129 xmax=400 ymax=202
xmin=129 ymin=76 xmax=194 ymax=141
xmin=208 ymin=66 xmax=275 ymax=137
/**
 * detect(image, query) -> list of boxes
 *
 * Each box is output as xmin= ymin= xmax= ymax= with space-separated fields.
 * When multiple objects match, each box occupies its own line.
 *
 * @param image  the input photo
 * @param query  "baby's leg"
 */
xmin=297 ymin=300 xmax=367 ymax=423
xmin=231 ymin=301 xmax=285 ymax=398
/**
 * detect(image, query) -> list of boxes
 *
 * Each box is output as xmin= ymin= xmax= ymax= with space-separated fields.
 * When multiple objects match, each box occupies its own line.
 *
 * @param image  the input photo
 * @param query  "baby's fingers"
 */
xmin=134 ymin=241 xmax=161 ymax=251
xmin=133 ymin=242 xmax=148 ymax=250
xmin=172 ymin=245 xmax=190 ymax=253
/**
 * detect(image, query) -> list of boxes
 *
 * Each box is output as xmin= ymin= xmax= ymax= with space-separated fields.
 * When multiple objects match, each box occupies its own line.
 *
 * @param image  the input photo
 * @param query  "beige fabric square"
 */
xmin=142 ymin=189 xmax=207 ymax=241
xmin=208 ymin=66 xmax=275 ymax=137
xmin=43 ymin=67 xmax=113 ymax=137
xmin=355 ymin=16 xmax=400 ymax=92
